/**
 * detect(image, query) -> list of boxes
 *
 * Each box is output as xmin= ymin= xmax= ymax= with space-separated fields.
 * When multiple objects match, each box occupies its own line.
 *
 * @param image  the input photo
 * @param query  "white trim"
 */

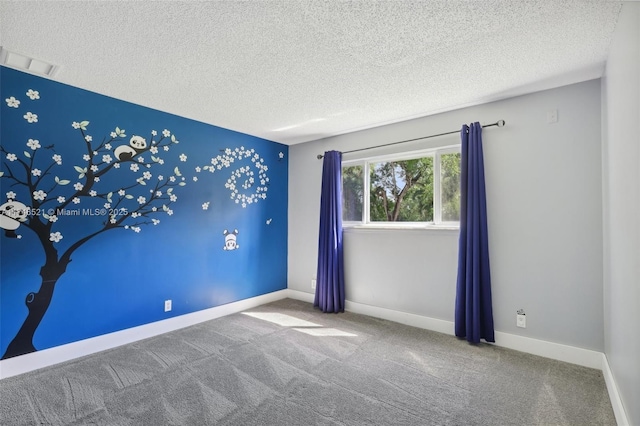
xmin=602 ymin=353 xmax=630 ymax=426
xmin=287 ymin=288 xmax=315 ymax=303
xmin=493 ymin=331 xmax=602 ymax=369
xmin=0 ymin=290 xmax=288 ymax=380
xmin=345 ymin=299 xmax=455 ymax=335
xmin=287 ymin=291 xmax=604 ymax=369
xmin=1 ymin=288 xmax=627 ymax=424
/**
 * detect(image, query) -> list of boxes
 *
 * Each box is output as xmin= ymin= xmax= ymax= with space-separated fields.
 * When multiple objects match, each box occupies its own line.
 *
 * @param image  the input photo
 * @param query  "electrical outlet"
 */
xmin=311 ymin=279 xmax=316 ymax=290
xmin=164 ymin=300 xmax=172 ymax=312
xmin=517 ymin=314 xmax=526 ymax=328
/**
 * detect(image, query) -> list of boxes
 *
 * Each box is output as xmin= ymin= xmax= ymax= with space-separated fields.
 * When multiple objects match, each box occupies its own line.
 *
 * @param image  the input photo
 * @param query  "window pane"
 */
xmin=369 ymin=157 xmax=433 ymax=222
xmin=441 ymin=152 xmax=461 ymax=222
xmin=342 ymin=165 xmax=363 ymax=221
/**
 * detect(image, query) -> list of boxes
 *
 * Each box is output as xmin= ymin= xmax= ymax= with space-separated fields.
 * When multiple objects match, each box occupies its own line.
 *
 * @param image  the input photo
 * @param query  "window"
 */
xmin=342 ymin=147 xmax=460 ymax=227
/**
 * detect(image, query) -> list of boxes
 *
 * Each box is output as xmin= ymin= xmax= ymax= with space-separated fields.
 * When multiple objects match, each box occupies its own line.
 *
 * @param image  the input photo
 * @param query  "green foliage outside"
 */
xmin=342 ymin=165 xmax=363 ymax=221
xmin=370 ymin=158 xmax=434 ymax=221
xmin=342 ymin=152 xmax=461 ymax=223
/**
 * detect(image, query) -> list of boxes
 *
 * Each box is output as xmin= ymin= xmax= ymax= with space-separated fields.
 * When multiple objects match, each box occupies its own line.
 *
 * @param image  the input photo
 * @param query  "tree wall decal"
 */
xmin=1 ymin=83 xmax=279 ymax=360
xmin=1 ymin=91 xmax=190 ymax=358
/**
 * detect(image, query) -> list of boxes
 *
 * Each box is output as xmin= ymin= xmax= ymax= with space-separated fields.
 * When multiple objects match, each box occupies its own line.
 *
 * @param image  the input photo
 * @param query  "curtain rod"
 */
xmin=316 ymin=119 xmax=506 ymax=159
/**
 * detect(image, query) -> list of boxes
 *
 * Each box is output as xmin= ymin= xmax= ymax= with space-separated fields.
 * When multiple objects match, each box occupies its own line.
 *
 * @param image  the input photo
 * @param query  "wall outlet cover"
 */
xmin=517 ymin=314 xmax=526 ymax=328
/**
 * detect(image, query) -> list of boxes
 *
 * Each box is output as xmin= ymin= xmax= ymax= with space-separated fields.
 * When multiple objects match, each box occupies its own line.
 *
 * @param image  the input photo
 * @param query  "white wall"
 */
xmin=602 ymin=3 xmax=640 ymax=425
xmin=289 ymin=79 xmax=604 ymax=352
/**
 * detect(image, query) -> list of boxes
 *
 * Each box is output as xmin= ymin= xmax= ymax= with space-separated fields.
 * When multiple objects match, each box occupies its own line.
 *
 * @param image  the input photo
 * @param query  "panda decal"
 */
xmin=114 ymin=135 xmax=147 ymax=161
xmin=223 ymin=229 xmax=239 ymax=251
xmin=0 ymin=200 xmax=29 ymax=238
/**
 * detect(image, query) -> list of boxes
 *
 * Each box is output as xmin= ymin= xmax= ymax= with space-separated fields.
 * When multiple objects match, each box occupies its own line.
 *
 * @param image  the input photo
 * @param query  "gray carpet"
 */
xmin=0 ymin=298 xmax=615 ymax=425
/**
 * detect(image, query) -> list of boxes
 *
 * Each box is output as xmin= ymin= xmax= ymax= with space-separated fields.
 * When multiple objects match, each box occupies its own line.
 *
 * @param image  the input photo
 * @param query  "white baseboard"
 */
xmin=602 ymin=353 xmax=630 ymax=426
xmin=287 ymin=290 xmax=602 ymax=369
xmin=0 ymin=289 xmax=289 ymax=380
xmin=287 ymin=288 xmax=315 ymax=303
xmin=344 ymin=299 xmax=455 ymax=335
xmin=493 ymin=331 xmax=603 ymax=369
xmin=2 ymin=288 xmax=628 ymax=426
xmin=289 ymin=291 xmax=630 ymax=423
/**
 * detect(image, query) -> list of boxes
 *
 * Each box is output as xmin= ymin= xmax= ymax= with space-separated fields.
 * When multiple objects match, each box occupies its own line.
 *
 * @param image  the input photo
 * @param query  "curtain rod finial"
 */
xmin=317 ymin=154 xmax=324 ymax=160
xmin=497 ymin=119 xmax=506 ymax=127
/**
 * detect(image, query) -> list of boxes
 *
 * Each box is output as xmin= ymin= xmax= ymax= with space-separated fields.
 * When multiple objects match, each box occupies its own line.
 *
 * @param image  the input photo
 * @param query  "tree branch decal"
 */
xmin=1 ymin=84 xmax=275 ymax=360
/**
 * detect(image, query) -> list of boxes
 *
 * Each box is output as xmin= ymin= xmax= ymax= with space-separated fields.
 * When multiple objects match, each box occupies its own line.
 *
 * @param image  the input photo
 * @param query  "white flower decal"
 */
xmin=23 ymin=112 xmax=38 ymax=123
xmin=166 ymin=209 xmax=174 ymax=216
xmin=85 ymin=135 xmax=92 ymax=142
xmin=31 ymin=168 xmax=42 ymax=177
xmin=6 ymin=153 xmax=17 ymax=161
xmin=162 ymin=129 xmax=171 ymax=137
xmin=57 ymin=196 xmax=65 ymax=203
xmin=158 ymin=175 xmax=164 ymax=181
xmin=193 ymin=176 xmax=198 ymax=182
xmin=104 ymin=203 xmax=111 ymax=209
xmin=102 ymin=154 xmax=112 ymax=164
xmin=202 ymin=202 xmax=210 ymax=210
xmin=279 ymin=152 xmax=284 ymax=159
xmin=137 ymin=157 xmax=145 ymax=163
xmin=152 ymin=219 xmax=160 ymax=225
xmin=72 ymin=122 xmax=81 ymax=129
xmin=48 ymin=215 xmax=58 ymax=223
xmin=83 ymin=154 xmax=91 ymax=161
xmin=6 ymin=191 xmax=16 ymax=199
xmin=26 ymin=89 xmax=40 ymax=100
xmin=169 ymin=194 xmax=177 ymax=202
xmin=90 ymin=165 xmax=99 ymax=172
xmin=33 ymin=190 xmax=47 ymax=201
xmin=137 ymin=196 xmax=146 ymax=204
xmin=195 ymin=166 xmax=201 ymax=173
xmin=113 ymin=163 xmax=121 ymax=169
xmin=179 ymin=153 xmax=187 ymax=162
xmin=163 ymin=146 xmax=170 ymax=152
xmin=150 ymin=146 xmax=158 ymax=154
xmin=72 ymin=197 xmax=80 ymax=204
xmin=130 ymin=163 xmax=139 ymax=172
xmin=118 ymin=189 xmax=126 ymax=196
xmin=5 ymin=96 xmax=20 ymax=108
xmin=89 ymin=190 xmax=97 ymax=197
xmin=26 ymin=139 xmax=41 ymax=150
xmin=52 ymin=154 xmax=62 ymax=165
xmin=204 ymin=148 xmax=270 ymax=208
xmin=143 ymin=171 xmax=152 ymax=180
xmin=104 ymin=143 xmax=112 ymax=150
xmin=49 ymin=232 xmax=63 ymax=243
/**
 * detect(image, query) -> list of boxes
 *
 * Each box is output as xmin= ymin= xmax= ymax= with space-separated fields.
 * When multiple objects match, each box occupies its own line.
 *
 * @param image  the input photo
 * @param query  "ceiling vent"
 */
xmin=0 ymin=47 xmax=59 ymax=77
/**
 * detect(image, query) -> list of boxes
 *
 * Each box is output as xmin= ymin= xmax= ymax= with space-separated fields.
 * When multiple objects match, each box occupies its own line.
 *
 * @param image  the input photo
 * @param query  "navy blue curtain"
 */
xmin=315 ymin=150 xmax=345 ymax=313
xmin=455 ymin=123 xmax=495 ymax=343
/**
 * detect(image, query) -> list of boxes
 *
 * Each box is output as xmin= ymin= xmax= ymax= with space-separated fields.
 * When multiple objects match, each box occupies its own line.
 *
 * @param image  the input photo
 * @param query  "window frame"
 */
xmin=342 ymin=144 xmax=461 ymax=229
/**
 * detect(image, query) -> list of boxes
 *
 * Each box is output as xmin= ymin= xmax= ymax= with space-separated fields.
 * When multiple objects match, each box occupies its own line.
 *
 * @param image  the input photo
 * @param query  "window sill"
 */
xmin=343 ymin=224 xmax=459 ymax=232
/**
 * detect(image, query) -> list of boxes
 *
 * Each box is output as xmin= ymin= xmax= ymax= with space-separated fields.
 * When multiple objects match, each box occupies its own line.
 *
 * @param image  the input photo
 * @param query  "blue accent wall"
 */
xmin=0 ymin=67 xmax=288 ymax=358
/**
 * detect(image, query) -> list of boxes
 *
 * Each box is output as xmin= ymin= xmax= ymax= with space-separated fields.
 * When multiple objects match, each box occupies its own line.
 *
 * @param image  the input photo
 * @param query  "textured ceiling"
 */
xmin=0 ymin=1 xmax=622 ymax=145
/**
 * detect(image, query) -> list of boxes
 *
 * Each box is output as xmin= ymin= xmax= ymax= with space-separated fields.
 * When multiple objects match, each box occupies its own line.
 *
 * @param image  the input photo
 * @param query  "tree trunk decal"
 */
xmin=1 ymin=81 xmax=278 ymax=359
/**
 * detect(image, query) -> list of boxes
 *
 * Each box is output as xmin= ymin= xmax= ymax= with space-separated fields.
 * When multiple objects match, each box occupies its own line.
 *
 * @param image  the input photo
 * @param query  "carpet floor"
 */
xmin=0 ymin=298 xmax=616 ymax=425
